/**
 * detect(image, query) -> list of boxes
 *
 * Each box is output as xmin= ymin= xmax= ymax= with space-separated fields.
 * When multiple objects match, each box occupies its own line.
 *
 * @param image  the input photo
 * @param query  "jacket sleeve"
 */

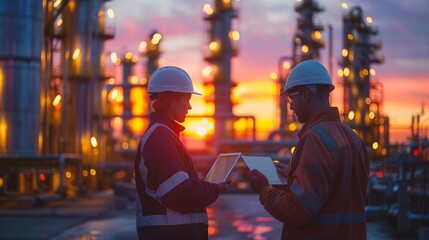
xmin=259 ymin=132 xmax=335 ymax=226
xmin=162 ymin=178 xmax=220 ymax=212
xmin=144 ymin=127 xmax=220 ymax=212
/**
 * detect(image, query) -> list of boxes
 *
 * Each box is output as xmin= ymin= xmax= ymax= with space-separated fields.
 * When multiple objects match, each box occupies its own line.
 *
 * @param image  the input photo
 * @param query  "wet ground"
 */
xmin=0 ymin=190 xmax=420 ymax=239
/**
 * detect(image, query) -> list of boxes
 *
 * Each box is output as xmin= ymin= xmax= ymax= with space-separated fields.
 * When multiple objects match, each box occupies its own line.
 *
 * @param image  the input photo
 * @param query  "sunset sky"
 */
xmin=105 ymin=0 xmax=429 ymax=144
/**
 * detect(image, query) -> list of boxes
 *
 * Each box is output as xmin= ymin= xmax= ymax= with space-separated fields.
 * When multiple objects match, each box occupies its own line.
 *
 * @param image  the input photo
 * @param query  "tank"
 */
xmin=0 ymin=0 xmax=43 ymax=153
xmin=60 ymin=0 xmax=108 ymax=156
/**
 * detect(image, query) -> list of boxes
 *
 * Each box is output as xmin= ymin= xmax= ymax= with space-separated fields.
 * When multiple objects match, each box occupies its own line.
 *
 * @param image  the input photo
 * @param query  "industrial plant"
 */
xmin=0 ymin=0 xmax=428 ymax=237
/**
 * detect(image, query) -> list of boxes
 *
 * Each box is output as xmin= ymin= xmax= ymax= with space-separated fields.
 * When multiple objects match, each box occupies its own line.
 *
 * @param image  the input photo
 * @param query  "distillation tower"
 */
xmin=274 ymin=0 xmax=325 ymax=139
xmin=0 ymin=0 xmax=43 ymax=154
xmin=104 ymin=31 xmax=162 ymax=161
xmin=0 ymin=0 xmax=115 ymax=195
xmin=340 ymin=6 xmax=387 ymax=156
xmin=43 ymin=0 xmax=115 ymax=160
xmin=203 ymin=0 xmax=239 ymax=144
xmin=140 ymin=30 xmax=162 ymax=114
xmin=0 ymin=0 xmax=115 ymax=157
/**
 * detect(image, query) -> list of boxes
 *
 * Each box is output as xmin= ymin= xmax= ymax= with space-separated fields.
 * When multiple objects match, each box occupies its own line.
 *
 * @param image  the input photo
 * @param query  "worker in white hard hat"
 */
xmin=249 ymin=60 xmax=370 ymax=239
xmin=134 ymin=66 xmax=229 ymax=240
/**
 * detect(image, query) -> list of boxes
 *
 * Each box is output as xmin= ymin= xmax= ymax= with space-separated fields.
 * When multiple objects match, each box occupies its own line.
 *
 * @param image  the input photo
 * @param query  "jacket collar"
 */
xmin=298 ymin=107 xmax=341 ymax=138
xmin=150 ymin=112 xmax=185 ymax=136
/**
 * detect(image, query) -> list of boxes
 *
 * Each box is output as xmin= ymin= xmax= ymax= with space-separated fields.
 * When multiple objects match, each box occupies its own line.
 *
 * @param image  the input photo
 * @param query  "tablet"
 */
xmin=241 ymin=155 xmax=287 ymax=185
xmin=204 ymin=152 xmax=242 ymax=184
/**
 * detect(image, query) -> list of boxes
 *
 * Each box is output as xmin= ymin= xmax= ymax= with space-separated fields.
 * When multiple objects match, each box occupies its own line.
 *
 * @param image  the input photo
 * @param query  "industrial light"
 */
xmin=288 ymin=122 xmax=298 ymax=132
xmin=129 ymin=76 xmax=139 ymax=84
xmin=56 ymin=19 xmax=63 ymax=27
xmin=342 ymin=48 xmax=348 ymax=57
xmin=107 ymin=8 xmax=115 ymax=19
xmin=39 ymin=173 xmax=46 ymax=181
xmin=138 ymin=41 xmax=147 ymax=53
xmin=376 ymin=170 xmax=383 ymax=178
xmin=343 ymin=67 xmax=350 ymax=77
xmin=53 ymin=0 xmax=62 ymax=8
xmin=202 ymin=66 xmax=213 ymax=77
xmin=52 ymin=94 xmax=61 ymax=107
xmin=140 ymin=77 xmax=147 ymax=85
xmin=110 ymin=52 xmax=118 ymax=64
xmin=282 ymin=61 xmax=291 ymax=70
xmin=348 ymin=111 xmax=355 ymax=120
xmin=125 ymin=52 xmax=133 ymax=60
xmin=151 ymin=33 xmax=162 ymax=45
xmin=90 ymin=136 xmax=98 ymax=148
xmin=110 ymin=89 xmax=119 ymax=101
xmin=72 ymin=48 xmax=80 ymax=60
xmin=365 ymin=98 xmax=372 ymax=105
xmin=203 ymin=4 xmax=214 ymax=15
xmin=301 ymin=45 xmax=309 ymax=53
xmin=312 ymin=31 xmax=321 ymax=40
xmin=366 ymin=16 xmax=373 ymax=24
xmin=108 ymin=77 xmax=115 ymax=84
xmin=229 ymin=31 xmax=240 ymax=41
xmin=341 ymin=3 xmax=348 ymax=9
xmin=209 ymin=41 xmax=220 ymax=52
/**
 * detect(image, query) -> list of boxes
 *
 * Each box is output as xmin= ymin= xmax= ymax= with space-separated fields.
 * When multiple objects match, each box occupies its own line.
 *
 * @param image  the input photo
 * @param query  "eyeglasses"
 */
xmin=287 ymin=90 xmax=302 ymax=104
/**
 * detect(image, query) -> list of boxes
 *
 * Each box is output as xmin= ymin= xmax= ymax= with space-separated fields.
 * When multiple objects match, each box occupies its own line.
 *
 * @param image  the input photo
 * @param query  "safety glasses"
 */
xmin=287 ymin=90 xmax=302 ymax=104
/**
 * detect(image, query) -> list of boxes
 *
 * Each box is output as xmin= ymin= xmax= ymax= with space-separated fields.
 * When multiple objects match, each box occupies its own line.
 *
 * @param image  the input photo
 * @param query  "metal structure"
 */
xmin=103 ymin=30 xmax=163 ymax=161
xmin=0 ymin=0 xmax=115 ymax=196
xmin=273 ymin=0 xmax=325 ymax=139
xmin=292 ymin=0 xmax=325 ymax=63
xmin=139 ymin=30 xmax=162 ymax=115
xmin=36 ymin=0 xmax=116 ymax=160
xmin=104 ymin=51 xmax=148 ymax=161
xmin=340 ymin=6 xmax=386 ymax=157
xmin=0 ymin=0 xmax=43 ymax=154
xmin=203 ymin=0 xmax=239 ymax=144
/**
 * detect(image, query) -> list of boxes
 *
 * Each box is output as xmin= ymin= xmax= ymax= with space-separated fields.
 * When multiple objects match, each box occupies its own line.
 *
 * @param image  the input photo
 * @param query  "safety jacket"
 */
xmin=135 ymin=112 xmax=220 ymax=239
xmin=259 ymin=107 xmax=369 ymax=240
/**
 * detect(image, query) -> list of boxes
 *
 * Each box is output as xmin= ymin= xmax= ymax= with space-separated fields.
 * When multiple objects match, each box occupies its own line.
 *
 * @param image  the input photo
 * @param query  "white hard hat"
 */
xmin=280 ymin=60 xmax=334 ymax=96
xmin=148 ymin=66 xmax=201 ymax=95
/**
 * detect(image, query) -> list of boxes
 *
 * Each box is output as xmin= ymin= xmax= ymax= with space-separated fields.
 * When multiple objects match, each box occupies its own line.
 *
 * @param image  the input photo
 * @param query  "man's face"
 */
xmin=288 ymin=88 xmax=307 ymax=123
xmin=170 ymin=93 xmax=192 ymax=123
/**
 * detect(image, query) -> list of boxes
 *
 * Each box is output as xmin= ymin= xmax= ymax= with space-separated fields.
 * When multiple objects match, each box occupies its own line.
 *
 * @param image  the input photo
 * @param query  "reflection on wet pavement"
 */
xmin=49 ymin=193 xmax=416 ymax=240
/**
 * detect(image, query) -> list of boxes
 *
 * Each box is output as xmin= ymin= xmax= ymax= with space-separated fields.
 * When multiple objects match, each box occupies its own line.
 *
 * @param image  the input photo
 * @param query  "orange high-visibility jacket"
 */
xmin=135 ymin=112 xmax=219 ymax=238
xmin=259 ymin=107 xmax=369 ymax=240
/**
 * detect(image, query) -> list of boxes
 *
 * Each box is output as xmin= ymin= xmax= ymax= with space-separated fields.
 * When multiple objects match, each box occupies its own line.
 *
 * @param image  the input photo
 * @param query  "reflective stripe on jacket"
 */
xmin=135 ymin=112 xmax=219 ymax=229
xmin=259 ymin=107 xmax=369 ymax=240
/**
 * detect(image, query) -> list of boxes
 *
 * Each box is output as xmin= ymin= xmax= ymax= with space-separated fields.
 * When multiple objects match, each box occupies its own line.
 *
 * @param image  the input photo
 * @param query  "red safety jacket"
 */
xmin=259 ymin=107 xmax=369 ymax=240
xmin=135 ymin=112 xmax=220 ymax=239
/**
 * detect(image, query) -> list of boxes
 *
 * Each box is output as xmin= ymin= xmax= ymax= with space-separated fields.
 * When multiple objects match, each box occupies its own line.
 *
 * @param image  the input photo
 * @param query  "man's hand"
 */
xmin=275 ymin=162 xmax=288 ymax=178
xmin=249 ymin=169 xmax=269 ymax=193
xmin=217 ymin=180 xmax=231 ymax=193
